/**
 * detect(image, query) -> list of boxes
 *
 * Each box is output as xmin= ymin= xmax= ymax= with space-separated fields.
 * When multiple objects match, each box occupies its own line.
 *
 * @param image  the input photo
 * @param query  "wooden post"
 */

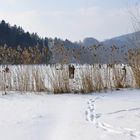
xmin=69 ymin=65 xmax=75 ymax=79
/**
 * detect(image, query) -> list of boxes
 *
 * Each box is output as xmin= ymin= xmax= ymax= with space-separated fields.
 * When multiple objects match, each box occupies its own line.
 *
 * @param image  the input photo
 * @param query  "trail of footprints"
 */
xmin=85 ymin=97 xmax=140 ymax=140
xmin=85 ymin=97 xmax=101 ymax=124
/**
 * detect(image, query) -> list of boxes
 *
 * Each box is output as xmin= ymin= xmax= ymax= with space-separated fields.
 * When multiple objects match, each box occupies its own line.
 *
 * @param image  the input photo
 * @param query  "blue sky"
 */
xmin=0 ymin=0 xmax=139 ymax=41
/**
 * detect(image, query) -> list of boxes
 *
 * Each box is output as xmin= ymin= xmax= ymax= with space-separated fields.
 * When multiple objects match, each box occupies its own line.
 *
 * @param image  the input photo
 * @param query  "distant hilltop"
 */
xmin=0 ymin=20 xmax=49 ymax=48
xmin=49 ymin=32 xmax=140 ymax=64
xmin=0 ymin=20 xmax=140 ymax=64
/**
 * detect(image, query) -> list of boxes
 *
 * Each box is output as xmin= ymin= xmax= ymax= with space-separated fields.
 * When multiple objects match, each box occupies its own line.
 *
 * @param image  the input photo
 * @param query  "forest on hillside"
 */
xmin=0 ymin=20 xmax=51 ymax=64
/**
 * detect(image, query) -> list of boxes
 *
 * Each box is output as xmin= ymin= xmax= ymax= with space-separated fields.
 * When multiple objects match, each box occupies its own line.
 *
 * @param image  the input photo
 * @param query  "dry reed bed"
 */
xmin=0 ymin=64 xmax=136 ymax=93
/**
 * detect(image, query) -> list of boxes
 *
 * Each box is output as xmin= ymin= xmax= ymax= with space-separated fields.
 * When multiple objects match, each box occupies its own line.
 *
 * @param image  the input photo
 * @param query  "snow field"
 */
xmin=0 ymin=90 xmax=139 ymax=140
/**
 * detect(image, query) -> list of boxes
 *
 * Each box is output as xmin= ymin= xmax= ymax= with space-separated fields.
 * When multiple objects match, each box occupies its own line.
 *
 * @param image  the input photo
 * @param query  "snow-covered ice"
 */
xmin=0 ymin=90 xmax=140 ymax=140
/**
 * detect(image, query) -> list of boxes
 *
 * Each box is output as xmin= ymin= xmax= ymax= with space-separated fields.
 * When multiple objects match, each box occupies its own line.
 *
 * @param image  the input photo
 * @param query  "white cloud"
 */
xmin=0 ymin=5 xmax=134 ymax=41
xmin=3 ymin=0 xmax=18 ymax=4
xmin=44 ymin=6 xmax=132 ymax=41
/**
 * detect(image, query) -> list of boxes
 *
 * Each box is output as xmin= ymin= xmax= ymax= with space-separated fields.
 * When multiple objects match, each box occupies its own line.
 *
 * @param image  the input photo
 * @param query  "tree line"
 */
xmin=0 ymin=20 xmax=51 ymax=64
